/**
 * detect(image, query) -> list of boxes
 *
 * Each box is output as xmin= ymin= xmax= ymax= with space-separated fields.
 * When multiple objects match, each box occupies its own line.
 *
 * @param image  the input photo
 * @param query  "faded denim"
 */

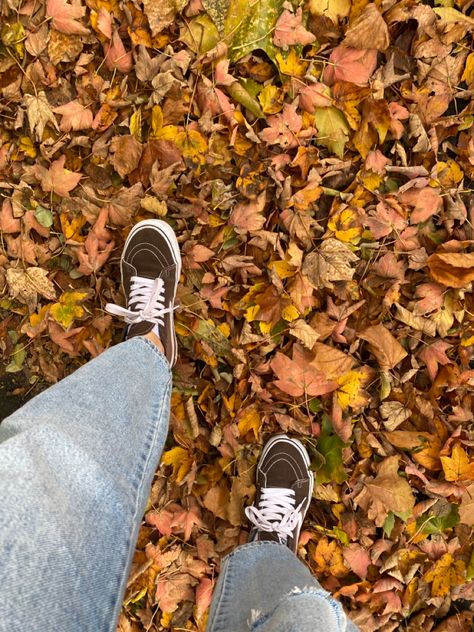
xmin=0 ymin=338 xmax=358 ymax=632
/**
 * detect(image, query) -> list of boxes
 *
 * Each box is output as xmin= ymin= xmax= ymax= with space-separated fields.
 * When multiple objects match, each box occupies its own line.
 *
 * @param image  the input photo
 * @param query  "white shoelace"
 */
xmin=245 ymin=487 xmax=303 ymax=545
xmin=105 ymin=275 xmax=175 ymax=328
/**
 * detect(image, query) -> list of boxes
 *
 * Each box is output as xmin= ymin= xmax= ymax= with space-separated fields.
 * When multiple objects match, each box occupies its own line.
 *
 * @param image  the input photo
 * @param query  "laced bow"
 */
xmin=105 ymin=276 xmax=175 ymax=327
xmin=245 ymin=487 xmax=303 ymax=545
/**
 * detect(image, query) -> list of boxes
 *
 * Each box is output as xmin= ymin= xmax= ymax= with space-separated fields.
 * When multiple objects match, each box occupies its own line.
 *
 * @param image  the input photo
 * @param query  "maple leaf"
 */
xmin=313 ymin=537 xmax=348 ymax=577
xmin=302 ymin=238 xmax=358 ymax=290
xmin=49 ymin=290 xmax=89 ymax=329
xmin=104 ymin=31 xmax=133 ymax=73
xmin=423 ymin=553 xmax=466 ymax=597
xmin=273 ymin=8 xmax=316 ymax=49
xmin=229 ymin=192 xmax=266 ymax=234
xmin=271 ymin=344 xmax=337 ymax=397
xmin=6 ymin=266 xmax=56 ymax=312
xmin=358 ymin=456 xmax=415 ymax=527
xmin=441 ymin=444 xmax=474 ymax=482
xmin=46 ymin=0 xmax=89 ymax=35
xmin=54 ymin=101 xmax=93 ymax=132
xmin=400 ymin=187 xmax=443 ymax=224
xmin=343 ymin=543 xmax=371 ymax=580
xmin=324 ymin=47 xmax=377 ymax=86
xmin=419 ymin=340 xmax=452 ymax=381
xmin=24 ymin=92 xmax=59 ymax=142
xmin=35 ymin=155 xmax=82 ymax=197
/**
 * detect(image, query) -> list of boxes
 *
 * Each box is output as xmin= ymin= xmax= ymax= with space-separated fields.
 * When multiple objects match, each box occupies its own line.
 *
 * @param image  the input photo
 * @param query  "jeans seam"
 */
xmin=132 ymin=337 xmax=171 ymax=374
xmin=106 ymin=368 xmax=171 ymax=632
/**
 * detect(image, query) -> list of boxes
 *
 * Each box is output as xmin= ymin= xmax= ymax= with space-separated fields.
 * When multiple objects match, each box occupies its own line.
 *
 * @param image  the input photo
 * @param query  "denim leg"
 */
xmin=206 ymin=541 xmax=359 ymax=632
xmin=0 ymin=338 xmax=171 ymax=632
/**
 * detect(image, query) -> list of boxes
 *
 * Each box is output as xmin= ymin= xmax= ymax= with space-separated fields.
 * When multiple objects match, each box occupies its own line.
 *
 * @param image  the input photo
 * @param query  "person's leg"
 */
xmin=0 ymin=338 xmax=171 ymax=632
xmin=0 ymin=220 xmax=181 ymax=632
xmin=206 ymin=435 xmax=359 ymax=632
xmin=207 ymin=542 xmax=357 ymax=632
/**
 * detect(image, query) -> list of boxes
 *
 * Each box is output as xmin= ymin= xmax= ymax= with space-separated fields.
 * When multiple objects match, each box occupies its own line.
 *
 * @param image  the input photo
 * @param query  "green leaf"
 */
xmin=35 ymin=206 xmax=54 ymax=228
xmin=383 ymin=512 xmax=395 ymax=537
xmin=311 ymin=416 xmax=347 ymax=484
xmin=6 ymin=343 xmax=26 ymax=373
xmin=226 ymin=81 xmax=265 ymax=118
xmin=180 ymin=14 xmax=219 ymax=54
xmin=224 ymin=0 xmax=285 ymax=62
xmin=313 ymin=106 xmax=350 ymax=158
xmin=416 ymin=504 xmax=460 ymax=535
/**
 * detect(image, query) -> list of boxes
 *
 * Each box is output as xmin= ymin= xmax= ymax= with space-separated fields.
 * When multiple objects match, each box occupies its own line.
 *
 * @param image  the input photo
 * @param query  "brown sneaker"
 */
xmin=106 ymin=219 xmax=181 ymax=365
xmin=245 ymin=435 xmax=314 ymax=553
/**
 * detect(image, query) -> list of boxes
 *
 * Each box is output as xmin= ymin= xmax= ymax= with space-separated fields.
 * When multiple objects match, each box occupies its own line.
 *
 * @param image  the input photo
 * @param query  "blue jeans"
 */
xmin=0 ymin=338 xmax=358 ymax=632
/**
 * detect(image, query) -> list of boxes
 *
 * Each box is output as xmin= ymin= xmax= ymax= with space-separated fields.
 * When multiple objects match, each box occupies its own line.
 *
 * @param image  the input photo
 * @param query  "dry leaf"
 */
xmin=428 ymin=251 xmax=474 ymax=288
xmin=343 ymin=4 xmax=389 ymax=51
xmin=359 ymin=324 xmax=407 ymax=371
xmin=46 ymin=0 xmax=89 ymax=35
xmin=6 ymin=266 xmax=56 ymax=311
xmin=24 ymin=92 xmax=59 ymax=142
xmin=302 ymin=238 xmax=358 ymax=289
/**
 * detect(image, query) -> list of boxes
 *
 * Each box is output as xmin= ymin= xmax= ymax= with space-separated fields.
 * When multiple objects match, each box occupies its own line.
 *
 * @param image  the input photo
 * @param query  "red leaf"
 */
xmin=400 ymin=187 xmax=443 ymax=224
xmin=195 ymin=577 xmax=213 ymax=620
xmin=46 ymin=0 xmax=88 ymax=35
xmin=273 ymin=8 xmax=316 ymax=49
xmin=324 ymin=47 xmax=377 ymax=86
xmin=104 ymin=31 xmax=132 ymax=73
xmin=270 ymin=344 xmax=337 ymax=397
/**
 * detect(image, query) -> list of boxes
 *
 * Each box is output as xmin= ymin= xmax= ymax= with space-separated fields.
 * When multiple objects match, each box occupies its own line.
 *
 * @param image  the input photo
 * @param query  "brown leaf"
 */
xmin=360 ymin=456 xmax=415 ymax=526
xmin=35 ymin=156 xmax=82 ymax=197
xmin=359 ymin=324 xmax=407 ymax=371
xmin=302 ymin=238 xmax=358 ymax=289
xmin=428 ymin=251 xmax=474 ymax=288
xmin=110 ymin=135 xmax=143 ymax=178
xmin=343 ymin=4 xmax=389 ymax=51
xmin=229 ymin=192 xmax=266 ymax=234
xmin=54 ymin=100 xmax=93 ymax=132
xmin=46 ymin=0 xmax=88 ymax=35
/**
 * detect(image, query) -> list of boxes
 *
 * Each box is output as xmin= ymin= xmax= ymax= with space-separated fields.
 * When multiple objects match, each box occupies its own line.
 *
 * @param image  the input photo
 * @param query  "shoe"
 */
xmin=245 ymin=434 xmax=314 ymax=553
xmin=105 ymin=219 xmax=181 ymax=366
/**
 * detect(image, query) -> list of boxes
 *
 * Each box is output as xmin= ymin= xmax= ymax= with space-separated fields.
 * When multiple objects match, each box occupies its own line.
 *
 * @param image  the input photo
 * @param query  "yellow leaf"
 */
xmin=218 ymin=322 xmax=230 ymax=337
xmin=309 ymin=0 xmax=350 ymax=22
xmin=268 ymin=260 xmax=297 ymax=279
xmin=276 ymin=48 xmax=308 ymax=77
xmin=29 ymin=304 xmax=50 ymax=328
xmin=282 ymin=304 xmax=300 ymax=322
xmin=237 ymin=405 xmax=262 ymax=441
xmin=441 ymin=444 xmax=474 ymax=481
xmin=313 ymin=537 xmax=348 ymax=577
xmin=49 ymin=291 xmax=89 ymax=329
xmin=60 ymin=212 xmax=87 ymax=241
xmin=258 ymin=85 xmax=284 ymax=114
xmin=175 ymin=129 xmax=208 ymax=165
xmin=423 ymin=553 xmax=466 ymax=597
xmin=130 ymin=109 xmax=142 ymax=141
xmin=260 ymin=321 xmax=272 ymax=335
xmin=244 ymin=305 xmax=260 ymax=322
xmin=336 ymin=368 xmax=370 ymax=410
xmin=150 ymin=105 xmax=178 ymax=140
xmin=162 ymin=446 xmax=193 ymax=483
xmin=435 ymin=160 xmax=464 ymax=188
xmin=462 ymin=52 xmax=474 ymax=85
xmin=327 ymin=207 xmax=363 ymax=244
xmin=19 ymin=136 xmax=36 ymax=159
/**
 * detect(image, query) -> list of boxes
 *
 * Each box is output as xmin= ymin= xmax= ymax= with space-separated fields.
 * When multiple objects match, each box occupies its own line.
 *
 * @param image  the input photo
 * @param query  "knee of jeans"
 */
xmin=248 ymin=586 xmax=348 ymax=632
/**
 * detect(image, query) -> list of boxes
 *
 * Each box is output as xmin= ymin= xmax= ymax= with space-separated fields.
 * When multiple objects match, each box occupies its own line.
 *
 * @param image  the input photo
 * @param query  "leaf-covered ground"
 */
xmin=2 ymin=0 xmax=474 ymax=630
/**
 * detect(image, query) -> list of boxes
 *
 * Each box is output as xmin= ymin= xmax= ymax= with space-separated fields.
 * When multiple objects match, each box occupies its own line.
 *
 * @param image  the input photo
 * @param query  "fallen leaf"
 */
xmin=428 ymin=251 xmax=474 ymax=288
xmin=324 ymin=47 xmax=377 ymax=86
xmin=400 ymin=187 xmax=443 ymax=224
xmin=302 ymin=238 xmax=358 ymax=289
xmin=24 ymin=92 xmax=59 ymax=141
xmin=362 ymin=456 xmax=415 ymax=527
xmin=273 ymin=8 xmax=316 ymax=49
xmin=104 ymin=31 xmax=133 ymax=73
xmin=49 ymin=290 xmax=89 ymax=329
xmin=359 ymin=324 xmax=407 ymax=371
xmin=46 ymin=0 xmax=89 ymax=35
xmin=110 ymin=135 xmax=143 ymax=178
xmin=423 ymin=553 xmax=466 ymax=597
xmin=54 ymin=100 xmax=93 ymax=132
xmin=35 ymin=155 xmax=82 ymax=197
xmin=380 ymin=401 xmax=412 ymax=431
xmin=6 ymin=266 xmax=56 ymax=311
xmin=441 ymin=444 xmax=474 ymax=482
xmin=313 ymin=537 xmax=348 ymax=577
xmin=343 ymin=543 xmax=371 ymax=579
xmin=342 ymin=4 xmax=389 ymax=51
xmin=271 ymin=344 xmax=337 ymax=397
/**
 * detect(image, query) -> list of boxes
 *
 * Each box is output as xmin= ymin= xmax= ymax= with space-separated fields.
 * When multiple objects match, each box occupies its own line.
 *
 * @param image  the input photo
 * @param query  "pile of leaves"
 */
xmin=1 ymin=0 xmax=474 ymax=629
